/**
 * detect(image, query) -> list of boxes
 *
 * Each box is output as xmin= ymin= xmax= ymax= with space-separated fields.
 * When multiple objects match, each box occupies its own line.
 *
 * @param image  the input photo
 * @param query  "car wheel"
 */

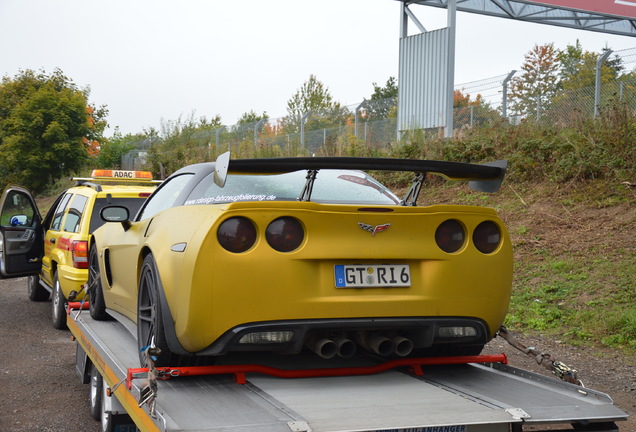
xmin=137 ymin=254 xmax=173 ymax=367
xmin=27 ymin=275 xmax=49 ymax=302
xmin=88 ymin=244 xmax=108 ymax=320
xmin=89 ymin=363 xmax=103 ymax=420
xmin=51 ymin=272 xmax=67 ymax=330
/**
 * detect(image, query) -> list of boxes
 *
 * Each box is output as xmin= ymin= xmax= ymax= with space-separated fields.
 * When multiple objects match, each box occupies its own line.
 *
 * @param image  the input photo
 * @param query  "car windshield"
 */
xmin=184 ymin=170 xmax=400 ymax=205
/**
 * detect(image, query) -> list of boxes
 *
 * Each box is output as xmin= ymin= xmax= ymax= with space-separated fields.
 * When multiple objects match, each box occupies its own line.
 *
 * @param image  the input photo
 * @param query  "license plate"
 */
xmin=334 ymin=264 xmax=411 ymax=288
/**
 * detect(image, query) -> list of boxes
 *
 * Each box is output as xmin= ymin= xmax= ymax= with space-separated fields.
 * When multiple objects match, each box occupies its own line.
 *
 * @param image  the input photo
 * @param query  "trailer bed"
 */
xmin=68 ymin=312 xmax=627 ymax=432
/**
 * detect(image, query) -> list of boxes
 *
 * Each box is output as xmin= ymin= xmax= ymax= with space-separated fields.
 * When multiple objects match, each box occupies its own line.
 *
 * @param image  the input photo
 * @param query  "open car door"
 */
xmin=0 ymin=186 xmax=43 ymax=278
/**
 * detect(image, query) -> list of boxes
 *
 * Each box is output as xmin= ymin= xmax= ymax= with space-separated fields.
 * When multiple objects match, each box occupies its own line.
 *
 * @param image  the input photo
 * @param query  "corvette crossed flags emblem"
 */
xmin=358 ymin=222 xmax=391 ymax=236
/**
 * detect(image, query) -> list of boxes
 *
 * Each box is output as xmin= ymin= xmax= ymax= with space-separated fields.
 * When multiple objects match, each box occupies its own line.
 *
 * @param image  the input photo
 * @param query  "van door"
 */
xmin=0 ymin=186 xmax=43 ymax=278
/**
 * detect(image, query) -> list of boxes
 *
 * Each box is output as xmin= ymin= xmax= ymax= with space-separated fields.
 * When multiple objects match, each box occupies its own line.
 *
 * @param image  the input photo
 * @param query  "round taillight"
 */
xmin=217 ymin=217 xmax=257 ymax=253
xmin=266 ymin=217 xmax=304 ymax=252
xmin=435 ymin=219 xmax=465 ymax=253
xmin=473 ymin=221 xmax=502 ymax=254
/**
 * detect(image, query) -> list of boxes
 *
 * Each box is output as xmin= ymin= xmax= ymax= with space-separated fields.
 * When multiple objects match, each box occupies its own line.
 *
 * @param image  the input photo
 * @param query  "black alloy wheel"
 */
xmin=88 ymin=244 xmax=108 ymax=320
xmin=137 ymin=254 xmax=172 ymax=367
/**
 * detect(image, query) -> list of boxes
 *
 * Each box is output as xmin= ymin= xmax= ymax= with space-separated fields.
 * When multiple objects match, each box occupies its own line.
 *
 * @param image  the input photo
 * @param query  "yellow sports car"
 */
xmin=88 ymin=153 xmax=512 ymax=366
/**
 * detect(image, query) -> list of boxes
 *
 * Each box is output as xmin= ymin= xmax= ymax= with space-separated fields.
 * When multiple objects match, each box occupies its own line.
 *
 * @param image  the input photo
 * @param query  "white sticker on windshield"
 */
xmin=185 ymin=194 xmax=276 ymax=205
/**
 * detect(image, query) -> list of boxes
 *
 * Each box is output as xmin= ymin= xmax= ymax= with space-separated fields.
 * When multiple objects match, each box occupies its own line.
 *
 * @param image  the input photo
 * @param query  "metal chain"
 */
xmin=497 ymin=325 xmax=582 ymax=386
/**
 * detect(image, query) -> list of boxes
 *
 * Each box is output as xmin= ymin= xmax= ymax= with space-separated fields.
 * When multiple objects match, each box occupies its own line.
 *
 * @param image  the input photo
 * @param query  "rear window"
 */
xmin=51 ymin=193 xmax=72 ymax=231
xmin=89 ymin=197 xmax=147 ymax=233
xmin=63 ymin=194 xmax=88 ymax=233
xmin=184 ymin=170 xmax=399 ymax=205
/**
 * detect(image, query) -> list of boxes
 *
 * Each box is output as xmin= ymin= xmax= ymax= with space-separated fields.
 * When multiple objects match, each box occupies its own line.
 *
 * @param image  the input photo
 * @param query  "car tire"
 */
xmin=51 ymin=271 xmax=68 ymax=330
xmin=89 ymin=363 xmax=103 ymax=420
xmin=27 ymin=275 xmax=49 ymax=302
xmin=137 ymin=254 xmax=174 ymax=368
xmin=88 ymin=244 xmax=108 ymax=321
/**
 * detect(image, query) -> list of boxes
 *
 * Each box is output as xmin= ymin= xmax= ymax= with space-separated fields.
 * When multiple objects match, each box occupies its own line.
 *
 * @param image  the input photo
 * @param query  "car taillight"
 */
xmin=71 ymin=241 xmax=89 ymax=269
xmin=435 ymin=219 xmax=465 ymax=253
xmin=473 ymin=221 xmax=502 ymax=254
xmin=217 ymin=217 xmax=257 ymax=253
xmin=266 ymin=217 xmax=304 ymax=252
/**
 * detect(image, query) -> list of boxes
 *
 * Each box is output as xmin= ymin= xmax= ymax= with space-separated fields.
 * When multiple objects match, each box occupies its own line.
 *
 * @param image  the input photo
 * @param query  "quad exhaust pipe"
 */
xmin=307 ymin=334 xmax=414 ymax=359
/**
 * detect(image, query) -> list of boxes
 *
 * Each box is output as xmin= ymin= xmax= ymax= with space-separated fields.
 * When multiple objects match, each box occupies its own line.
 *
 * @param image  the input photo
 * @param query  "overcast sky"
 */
xmin=2 ymin=0 xmax=636 ymax=136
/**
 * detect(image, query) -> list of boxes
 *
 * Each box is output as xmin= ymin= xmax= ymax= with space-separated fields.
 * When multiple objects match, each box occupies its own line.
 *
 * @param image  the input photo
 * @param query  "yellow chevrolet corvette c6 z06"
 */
xmin=87 ymin=153 xmax=512 ymax=366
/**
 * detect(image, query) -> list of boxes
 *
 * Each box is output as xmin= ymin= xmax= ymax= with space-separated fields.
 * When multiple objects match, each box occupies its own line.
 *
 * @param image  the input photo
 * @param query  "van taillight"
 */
xmin=72 ymin=241 xmax=89 ymax=269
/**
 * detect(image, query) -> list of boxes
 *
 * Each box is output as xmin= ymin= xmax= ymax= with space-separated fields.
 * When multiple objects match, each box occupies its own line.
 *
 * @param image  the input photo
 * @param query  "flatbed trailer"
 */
xmin=67 ymin=309 xmax=628 ymax=432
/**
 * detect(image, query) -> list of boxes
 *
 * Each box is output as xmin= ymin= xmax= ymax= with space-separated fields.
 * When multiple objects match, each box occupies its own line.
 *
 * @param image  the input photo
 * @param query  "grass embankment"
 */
xmin=419 ymin=179 xmax=636 ymax=353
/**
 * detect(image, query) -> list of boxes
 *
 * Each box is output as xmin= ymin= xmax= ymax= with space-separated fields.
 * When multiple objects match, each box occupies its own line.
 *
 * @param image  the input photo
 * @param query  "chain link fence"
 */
xmin=122 ymin=47 xmax=636 ymax=170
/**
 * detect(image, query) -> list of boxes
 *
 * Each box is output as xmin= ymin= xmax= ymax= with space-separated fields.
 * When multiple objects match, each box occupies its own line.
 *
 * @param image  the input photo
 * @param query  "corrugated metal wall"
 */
xmin=397 ymin=28 xmax=451 ymax=132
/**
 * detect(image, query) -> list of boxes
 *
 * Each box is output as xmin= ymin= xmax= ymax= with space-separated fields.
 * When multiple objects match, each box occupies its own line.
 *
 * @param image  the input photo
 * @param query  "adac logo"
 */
xmin=358 ymin=222 xmax=391 ymax=236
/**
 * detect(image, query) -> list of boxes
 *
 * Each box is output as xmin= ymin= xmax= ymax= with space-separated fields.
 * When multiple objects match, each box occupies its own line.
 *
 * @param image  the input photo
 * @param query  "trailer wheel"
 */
xmin=137 ymin=253 xmax=173 ymax=367
xmin=89 ymin=363 xmax=103 ymax=420
xmin=27 ymin=275 xmax=49 ymax=301
xmin=88 ymin=243 xmax=108 ymax=320
xmin=51 ymin=271 xmax=68 ymax=330
xmin=100 ymin=394 xmax=113 ymax=432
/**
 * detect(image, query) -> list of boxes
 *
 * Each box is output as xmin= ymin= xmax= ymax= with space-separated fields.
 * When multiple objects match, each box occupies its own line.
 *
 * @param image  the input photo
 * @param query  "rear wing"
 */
xmin=213 ymin=152 xmax=507 ymax=204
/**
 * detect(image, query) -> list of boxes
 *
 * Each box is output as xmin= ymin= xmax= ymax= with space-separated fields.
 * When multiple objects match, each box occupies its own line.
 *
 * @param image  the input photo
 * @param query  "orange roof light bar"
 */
xmin=91 ymin=170 xmax=153 ymax=180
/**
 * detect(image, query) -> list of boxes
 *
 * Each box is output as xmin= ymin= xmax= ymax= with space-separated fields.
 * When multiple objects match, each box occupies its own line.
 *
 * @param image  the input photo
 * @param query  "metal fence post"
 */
xmin=215 ymin=126 xmax=227 ymax=153
xmin=300 ymin=111 xmax=311 ymax=149
xmin=595 ymin=50 xmax=612 ymax=117
xmin=254 ymin=119 xmax=266 ymax=147
xmin=502 ymin=70 xmax=516 ymax=119
xmin=355 ymin=100 xmax=367 ymax=139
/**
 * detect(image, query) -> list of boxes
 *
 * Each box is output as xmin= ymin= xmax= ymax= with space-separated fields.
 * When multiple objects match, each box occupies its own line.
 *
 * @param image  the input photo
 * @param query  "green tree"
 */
xmin=228 ymin=110 xmax=271 ymax=151
xmin=146 ymin=113 xmax=222 ymax=177
xmin=371 ymin=76 xmax=398 ymax=100
xmin=453 ymin=89 xmax=500 ymax=128
xmin=509 ymin=43 xmax=560 ymax=117
xmin=0 ymin=68 xmax=107 ymax=192
xmin=551 ymin=42 xmax=624 ymax=119
xmin=558 ymin=41 xmax=623 ymax=91
xmin=95 ymin=128 xmax=144 ymax=169
xmin=283 ymin=75 xmax=347 ymax=133
xmin=364 ymin=76 xmax=398 ymax=120
xmin=236 ymin=110 xmax=269 ymax=125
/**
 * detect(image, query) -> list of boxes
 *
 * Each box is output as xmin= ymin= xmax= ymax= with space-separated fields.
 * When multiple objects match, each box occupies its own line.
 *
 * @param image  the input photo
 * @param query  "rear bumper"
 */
xmin=57 ymin=266 xmax=87 ymax=300
xmin=194 ymin=316 xmax=490 ymax=356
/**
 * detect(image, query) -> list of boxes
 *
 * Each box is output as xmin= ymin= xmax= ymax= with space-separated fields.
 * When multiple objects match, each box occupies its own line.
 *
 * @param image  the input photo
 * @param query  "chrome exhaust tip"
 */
xmin=308 ymin=338 xmax=338 ymax=359
xmin=358 ymin=334 xmax=395 ymax=357
xmin=333 ymin=337 xmax=357 ymax=358
xmin=392 ymin=336 xmax=414 ymax=357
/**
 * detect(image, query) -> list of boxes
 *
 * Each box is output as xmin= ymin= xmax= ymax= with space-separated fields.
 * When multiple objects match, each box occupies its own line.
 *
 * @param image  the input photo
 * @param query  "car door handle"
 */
xmin=49 ymin=238 xmax=56 ymax=244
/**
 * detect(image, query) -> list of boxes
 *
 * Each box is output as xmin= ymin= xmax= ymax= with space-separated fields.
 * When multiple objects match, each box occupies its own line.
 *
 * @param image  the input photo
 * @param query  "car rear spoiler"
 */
xmin=213 ymin=152 xmax=507 ymax=204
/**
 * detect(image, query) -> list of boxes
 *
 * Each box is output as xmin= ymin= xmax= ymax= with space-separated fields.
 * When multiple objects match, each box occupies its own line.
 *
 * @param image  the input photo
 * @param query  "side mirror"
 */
xmin=10 ymin=215 xmax=28 ymax=226
xmin=100 ymin=206 xmax=131 ymax=231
